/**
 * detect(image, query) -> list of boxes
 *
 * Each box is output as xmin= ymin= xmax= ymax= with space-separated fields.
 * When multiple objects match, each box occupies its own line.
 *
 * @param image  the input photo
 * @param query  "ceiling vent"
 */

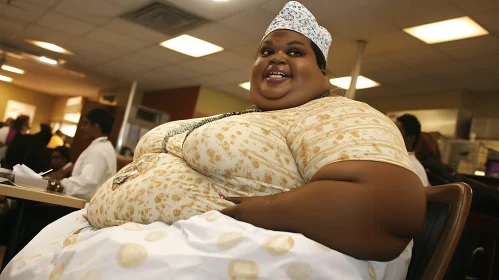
xmin=121 ymin=2 xmax=208 ymax=36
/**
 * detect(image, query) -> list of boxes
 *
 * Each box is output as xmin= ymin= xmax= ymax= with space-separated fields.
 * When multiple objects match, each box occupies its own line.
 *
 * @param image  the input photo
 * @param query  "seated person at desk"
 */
xmin=396 ymin=114 xmax=430 ymax=186
xmin=47 ymin=108 xmax=117 ymax=201
xmin=416 ymin=132 xmax=456 ymax=184
xmin=47 ymin=146 xmax=73 ymax=179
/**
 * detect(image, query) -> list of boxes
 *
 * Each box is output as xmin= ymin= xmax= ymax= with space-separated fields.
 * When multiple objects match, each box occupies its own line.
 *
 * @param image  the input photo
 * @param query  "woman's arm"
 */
xmin=221 ymin=160 xmax=426 ymax=261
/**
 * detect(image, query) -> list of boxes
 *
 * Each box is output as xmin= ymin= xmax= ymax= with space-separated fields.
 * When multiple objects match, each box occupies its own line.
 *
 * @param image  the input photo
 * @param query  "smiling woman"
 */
xmin=4 ymin=1 xmax=425 ymax=280
xmin=87 ymin=0 xmax=424 ymax=270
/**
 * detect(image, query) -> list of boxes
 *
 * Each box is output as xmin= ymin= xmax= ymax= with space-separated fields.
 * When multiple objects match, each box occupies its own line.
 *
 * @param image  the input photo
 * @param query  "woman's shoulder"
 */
xmin=297 ymin=96 xmax=387 ymax=120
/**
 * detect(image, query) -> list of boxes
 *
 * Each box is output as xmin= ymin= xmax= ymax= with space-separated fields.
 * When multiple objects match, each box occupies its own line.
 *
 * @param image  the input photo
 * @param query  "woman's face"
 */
xmin=250 ymin=30 xmax=330 ymax=111
xmin=51 ymin=150 xmax=67 ymax=170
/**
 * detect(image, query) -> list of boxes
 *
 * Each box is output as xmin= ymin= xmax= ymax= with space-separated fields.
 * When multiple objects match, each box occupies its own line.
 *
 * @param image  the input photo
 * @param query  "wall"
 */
xmin=461 ymin=92 xmax=499 ymax=119
xmin=195 ymin=87 xmax=254 ymax=117
xmin=362 ymin=91 xmax=499 ymax=120
xmin=0 ymin=82 xmax=56 ymax=133
xmin=361 ymin=92 xmax=464 ymax=114
xmin=142 ymin=86 xmax=200 ymax=121
xmin=51 ymin=96 xmax=69 ymax=122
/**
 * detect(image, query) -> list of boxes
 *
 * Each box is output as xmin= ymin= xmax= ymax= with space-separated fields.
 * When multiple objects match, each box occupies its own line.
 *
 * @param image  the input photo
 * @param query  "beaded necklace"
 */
xmin=161 ymin=91 xmax=331 ymax=153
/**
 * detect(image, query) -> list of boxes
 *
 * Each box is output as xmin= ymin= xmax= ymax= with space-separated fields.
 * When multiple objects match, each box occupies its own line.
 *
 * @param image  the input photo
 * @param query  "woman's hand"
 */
xmin=221 ymin=195 xmax=279 ymax=230
xmin=46 ymin=178 xmax=62 ymax=192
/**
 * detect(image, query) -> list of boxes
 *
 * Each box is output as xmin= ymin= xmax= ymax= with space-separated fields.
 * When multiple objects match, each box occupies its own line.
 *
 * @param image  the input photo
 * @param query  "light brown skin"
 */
xmin=221 ymin=30 xmax=426 ymax=261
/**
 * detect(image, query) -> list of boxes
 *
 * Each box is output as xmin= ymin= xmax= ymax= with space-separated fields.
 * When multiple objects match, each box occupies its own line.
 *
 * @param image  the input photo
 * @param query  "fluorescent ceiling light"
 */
xmin=329 ymin=76 xmax=380 ymax=90
xmin=6 ymin=52 xmax=24 ymax=60
xmin=39 ymin=56 xmax=58 ymax=65
xmin=239 ymin=82 xmax=250 ymax=90
xmin=474 ymin=170 xmax=485 ymax=176
xmin=0 ymin=75 xmax=13 ymax=82
xmin=1 ymin=65 xmax=24 ymax=74
xmin=403 ymin=16 xmax=489 ymax=44
xmin=159 ymin=35 xmax=224 ymax=57
xmin=25 ymin=39 xmax=73 ymax=55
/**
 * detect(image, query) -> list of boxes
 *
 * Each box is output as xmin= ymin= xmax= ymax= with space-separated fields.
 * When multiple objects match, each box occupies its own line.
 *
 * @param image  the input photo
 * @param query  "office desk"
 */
xmin=0 ymin=183 xmax=86 ymax=271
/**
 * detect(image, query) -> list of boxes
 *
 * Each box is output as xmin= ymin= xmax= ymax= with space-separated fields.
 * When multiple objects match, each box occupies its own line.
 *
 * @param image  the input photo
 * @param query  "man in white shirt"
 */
xmin=396 ymin=114 xmax=430 ymax=187
xmin=48 ymin=108 xmax=117 ymax=201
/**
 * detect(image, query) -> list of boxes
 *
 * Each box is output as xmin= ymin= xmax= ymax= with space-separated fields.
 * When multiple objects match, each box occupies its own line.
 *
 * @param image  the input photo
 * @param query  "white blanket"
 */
xmin=0 ymin=210 xmax=410 ymax=279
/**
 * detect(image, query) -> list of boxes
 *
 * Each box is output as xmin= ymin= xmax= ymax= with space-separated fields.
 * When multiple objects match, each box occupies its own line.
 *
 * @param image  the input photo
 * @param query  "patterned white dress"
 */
xmin=0 ymin=96 xmax=416 ymax=279
xmin=86 ymin=96 xmax=415 ymax=228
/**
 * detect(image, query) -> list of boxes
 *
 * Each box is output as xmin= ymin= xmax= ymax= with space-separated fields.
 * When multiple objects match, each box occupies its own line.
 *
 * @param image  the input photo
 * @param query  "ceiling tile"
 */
xmin=361 ymin=55 xmax=405 ymax=73
xmin=23 ymin=0 xmax=59 ymax=8
xmin=327 ymin=59 xmax=355 ymax=78
xmin=462 ymin=54 xmax=499 ymax=74
xmin=198 ymin=70 xmax=250 ymax=86
xmin=82 ymin=28 xmax=151 ymax=51
xmin=134 ymin=45 xmax=193 ymax=64
xmin=474 ymin=12 xmax=499 ymax=34
xmin=261 ymin=0 xmax=372 ymax=22
xmin=432 ymin=35 xmax=499 ymax=59
xmin=187 ymin=23 xmax=256 ymax=49
xmin=367 ymin=0 xmax=465 ymax=29
xmin=22 ymin=25 xmax=76 ymax=45
xmin=117 ymin=52 xmax=169 ymax=69
xmin=448 ymin=73 xmax=499 ymax=91
xmin=327 ymin=38 xmax=360 ymax=65
xmin=230 ymin=42 xmax=260 ymax=62
xmin=179 ymin=58 xmax=228 ymax=75
xmin=0 ymin=1 xmax=46 ymax=23
xmin=137 ymin=65 xmax=194 ymax=82
xmin=36 ymin=12 xmax=96 ymax=36
xmin=213 ymin=84 xmax=252 ymax=101
xmin=310 ymin=6 xmax=398 ymax=41
xmin=103 ymin=18 xmax=169 ymax=44
xmin=364 ymin=31 xmax=426 ymax=56
xmin=218 ymin=7 xmax=276 ymax=39
xmin=92 ymin=58 xmax=151 ymax=78
xmin=0 ymin=18 xmax=25 ymax=34
xmin=411 ymin=61 xmax=476 ymax=80
xmin=450 ymin=0 xmax=499 ymax=15
xmin=54 ymin=0 xmax=128 ymax=25
xmin=362 ymin=68 xmax=429 ymax=86
xmin=202 ymin=51 xmax=254 ymax=71
xmin=386 ymin=45 xmax=451 ymax=67
xmin=165 ymin=78 xmax=202 ymax=89
xmin=106 ymin=0 xmax=152 ymax=9
xmin=166 ymin=0 xmax=270 ymax=21
xmin=64 ymin=38 xmax=131 ymax=59
xmin=66 ymin=53 xmax=112 ymax=68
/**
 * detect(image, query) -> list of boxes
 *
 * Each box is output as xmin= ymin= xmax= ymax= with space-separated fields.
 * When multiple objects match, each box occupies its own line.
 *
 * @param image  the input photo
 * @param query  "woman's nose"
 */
xmin=270 ymin=51 xmax=287 ymax=64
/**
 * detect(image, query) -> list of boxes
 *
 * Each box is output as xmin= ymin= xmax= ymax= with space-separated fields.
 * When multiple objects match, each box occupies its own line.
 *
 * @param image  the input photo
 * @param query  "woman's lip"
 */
xmin=266 ymin=76 xmax=290 ymax=83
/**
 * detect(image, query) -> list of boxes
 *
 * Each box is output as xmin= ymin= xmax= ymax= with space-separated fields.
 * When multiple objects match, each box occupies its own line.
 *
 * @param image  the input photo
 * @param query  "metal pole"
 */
xmin=116 ymin=81 xmax=138 ymax=153
xmin=346 ymin=40 xmax=367 ymax=100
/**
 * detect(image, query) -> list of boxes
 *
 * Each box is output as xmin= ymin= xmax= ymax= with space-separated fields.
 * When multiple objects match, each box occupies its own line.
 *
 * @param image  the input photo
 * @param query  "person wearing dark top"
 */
xmin=22 ymin=124 xmax=53 ymax=173
xmin=3 ymin=116 xmax=30 ymax=169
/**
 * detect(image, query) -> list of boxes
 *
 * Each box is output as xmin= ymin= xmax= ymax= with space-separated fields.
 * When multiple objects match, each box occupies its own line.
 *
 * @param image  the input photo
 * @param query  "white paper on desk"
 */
xmin=12 ymin=164 xmax=42 ymax=179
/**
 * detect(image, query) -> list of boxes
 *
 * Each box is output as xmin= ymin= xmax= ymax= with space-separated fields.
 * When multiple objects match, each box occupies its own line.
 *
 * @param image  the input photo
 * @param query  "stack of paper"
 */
xmin=12 ymin=164 xmax=42 ymax=179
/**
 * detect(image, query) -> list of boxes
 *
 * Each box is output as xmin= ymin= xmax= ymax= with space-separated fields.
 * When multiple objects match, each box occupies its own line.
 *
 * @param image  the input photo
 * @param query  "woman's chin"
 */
xmin=260 ymin=89 xmax=289 ymax=100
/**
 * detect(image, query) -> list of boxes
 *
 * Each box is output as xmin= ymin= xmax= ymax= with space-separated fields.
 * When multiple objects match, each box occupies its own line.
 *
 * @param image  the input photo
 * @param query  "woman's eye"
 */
xmin=261 ymin=49 xmax=273 ymax=56
xmin=289 ymin=50 xmax=301 ymax=56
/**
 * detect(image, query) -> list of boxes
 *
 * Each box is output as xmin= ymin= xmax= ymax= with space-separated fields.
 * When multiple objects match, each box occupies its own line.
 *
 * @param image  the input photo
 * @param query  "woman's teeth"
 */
xmin=269 ymin=71 xmax=286 ymax=78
